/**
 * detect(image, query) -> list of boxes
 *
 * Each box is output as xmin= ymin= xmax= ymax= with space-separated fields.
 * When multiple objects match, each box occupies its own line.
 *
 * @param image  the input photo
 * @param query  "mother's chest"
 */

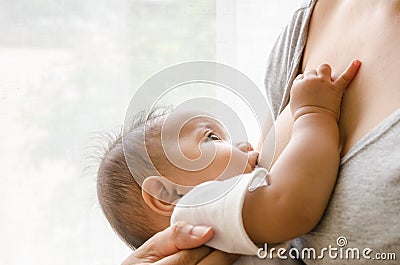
xmin=301 ymin=2 xmax=400 ymax=155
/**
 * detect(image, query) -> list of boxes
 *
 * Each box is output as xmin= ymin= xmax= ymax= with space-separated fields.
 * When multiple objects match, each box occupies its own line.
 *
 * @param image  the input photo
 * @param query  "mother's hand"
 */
xmin=122 ymin=222 xmax=239 ymax=265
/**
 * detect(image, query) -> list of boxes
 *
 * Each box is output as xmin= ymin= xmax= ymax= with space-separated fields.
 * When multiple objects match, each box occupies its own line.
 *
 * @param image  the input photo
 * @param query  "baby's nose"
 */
xmin=235 ymin=142 xmax=254 ymax=153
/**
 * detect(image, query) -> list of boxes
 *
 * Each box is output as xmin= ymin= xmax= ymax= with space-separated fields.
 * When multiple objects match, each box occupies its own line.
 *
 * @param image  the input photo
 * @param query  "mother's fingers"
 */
xmin=333 ymin=59 xmax=361 ymax=89
xmin=129 ymin=222 xmax=214 ymax=263
xmin=155 ymin=247 xmax=212 ymax=265
xmin=197 ymin=250 xmax=240 ymax=265
xmin=154 ymin=222 xmax=214 ymax=255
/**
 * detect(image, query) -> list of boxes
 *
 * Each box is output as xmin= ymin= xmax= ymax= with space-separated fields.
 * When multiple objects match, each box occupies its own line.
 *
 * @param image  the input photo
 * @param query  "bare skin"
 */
xmin=274 ymin=0 xmax=400 ymax=160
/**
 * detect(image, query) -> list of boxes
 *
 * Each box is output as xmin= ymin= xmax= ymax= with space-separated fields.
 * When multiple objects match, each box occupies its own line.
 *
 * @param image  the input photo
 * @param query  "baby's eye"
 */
xmin=207 ymin=132 xmax=221 ymax=141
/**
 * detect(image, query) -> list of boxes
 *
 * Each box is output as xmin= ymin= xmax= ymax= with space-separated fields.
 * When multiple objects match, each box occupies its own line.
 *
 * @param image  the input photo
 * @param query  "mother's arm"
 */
xmin=122 ymin=222 xmax=239 ymax=265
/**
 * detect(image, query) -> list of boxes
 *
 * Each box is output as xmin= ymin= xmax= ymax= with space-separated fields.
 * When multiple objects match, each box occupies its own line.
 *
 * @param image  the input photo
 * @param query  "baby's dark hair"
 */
xmin=96 ymin=107 xmax=171 ymax=249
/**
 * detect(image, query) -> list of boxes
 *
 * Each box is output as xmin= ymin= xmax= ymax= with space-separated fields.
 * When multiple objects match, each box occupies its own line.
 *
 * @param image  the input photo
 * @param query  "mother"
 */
xmin=123 ymin=0 xmax=400 ymax=263
xmin=267 ymin=0 xmax=400 ymax=262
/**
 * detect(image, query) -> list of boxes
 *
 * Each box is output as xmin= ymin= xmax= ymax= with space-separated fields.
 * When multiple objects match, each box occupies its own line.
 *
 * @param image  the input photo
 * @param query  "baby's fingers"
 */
xmin=317 ymin=63 xmax=332 ymax=79
xmin=333 ymin=59 xmax=361 ymax=89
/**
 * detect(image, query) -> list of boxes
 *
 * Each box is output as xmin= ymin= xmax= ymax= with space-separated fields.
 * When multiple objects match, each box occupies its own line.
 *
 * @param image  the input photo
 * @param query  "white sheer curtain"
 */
xmin=0 ymin=1 xmax=299 ymax=264
xmin=216 ymin=0 xmax=299 ymax=147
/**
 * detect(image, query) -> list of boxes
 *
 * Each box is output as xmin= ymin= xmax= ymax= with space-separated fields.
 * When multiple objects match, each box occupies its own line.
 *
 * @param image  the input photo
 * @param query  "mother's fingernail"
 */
xmin=191 ymin=225 xmax=212 ymax=237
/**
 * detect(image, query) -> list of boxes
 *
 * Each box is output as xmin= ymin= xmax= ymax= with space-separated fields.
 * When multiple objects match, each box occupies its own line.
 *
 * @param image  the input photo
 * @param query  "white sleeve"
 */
xmin=170 ymin=168 xmax=268 ymax=255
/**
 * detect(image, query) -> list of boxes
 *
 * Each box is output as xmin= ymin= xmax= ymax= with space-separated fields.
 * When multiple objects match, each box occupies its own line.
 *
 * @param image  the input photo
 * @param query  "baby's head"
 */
xmin=97 ymin=107 xmax=258 ymax=249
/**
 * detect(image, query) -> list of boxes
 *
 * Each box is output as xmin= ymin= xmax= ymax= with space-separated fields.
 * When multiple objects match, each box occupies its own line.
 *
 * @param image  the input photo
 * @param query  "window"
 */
xmin=0 ymin=1 xmax=299 ymax=263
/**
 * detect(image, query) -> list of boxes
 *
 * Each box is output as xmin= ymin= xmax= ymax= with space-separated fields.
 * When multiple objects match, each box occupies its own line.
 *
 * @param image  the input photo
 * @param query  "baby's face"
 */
xmin=155 ymin=110 xmax=258 ymax=187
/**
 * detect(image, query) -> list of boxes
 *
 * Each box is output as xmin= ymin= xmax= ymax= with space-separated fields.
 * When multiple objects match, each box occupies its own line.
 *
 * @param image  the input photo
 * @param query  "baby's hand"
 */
xmin=290 ymin=60 xmax=361 ymax=121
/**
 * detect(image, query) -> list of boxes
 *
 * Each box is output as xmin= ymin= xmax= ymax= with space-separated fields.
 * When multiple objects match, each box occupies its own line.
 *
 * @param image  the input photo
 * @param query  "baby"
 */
xmin=97 ymin=61 xmax=361 ymax=255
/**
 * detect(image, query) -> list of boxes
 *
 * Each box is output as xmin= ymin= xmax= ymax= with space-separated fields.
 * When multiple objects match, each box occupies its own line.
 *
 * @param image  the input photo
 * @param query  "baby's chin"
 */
xmin=221 ymin=164 xmax=256 ymax=179
xmin=244 ymin=163 xmax=257 ymax=174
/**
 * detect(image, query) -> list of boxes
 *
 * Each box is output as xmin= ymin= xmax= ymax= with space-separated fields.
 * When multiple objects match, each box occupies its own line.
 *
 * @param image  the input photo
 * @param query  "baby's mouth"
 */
xmin=248 ymin=151 xmax=259 ymax=171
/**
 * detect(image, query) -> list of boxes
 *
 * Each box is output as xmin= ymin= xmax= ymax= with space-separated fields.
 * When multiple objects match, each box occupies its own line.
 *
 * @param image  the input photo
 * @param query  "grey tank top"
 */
xmin=264 ymin=0 xmax=400 ymax=264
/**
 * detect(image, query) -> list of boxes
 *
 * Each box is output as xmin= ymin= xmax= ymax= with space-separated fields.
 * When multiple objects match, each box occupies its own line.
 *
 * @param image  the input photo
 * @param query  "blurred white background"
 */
xmin=0 ymin=0 xmax=299 ymax=264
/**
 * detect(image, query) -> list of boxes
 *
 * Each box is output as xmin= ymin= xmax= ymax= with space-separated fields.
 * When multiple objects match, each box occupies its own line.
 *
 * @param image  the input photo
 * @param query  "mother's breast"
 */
xmin=301 ymin=0 xmax=400 ymax=157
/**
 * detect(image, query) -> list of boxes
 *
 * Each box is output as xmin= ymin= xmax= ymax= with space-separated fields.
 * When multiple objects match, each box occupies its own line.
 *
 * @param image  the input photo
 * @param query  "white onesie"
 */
xmin=171 ymin=168 xmax=293 ymax=263
xmin=171 ymin=168 xmax=266 ymax=255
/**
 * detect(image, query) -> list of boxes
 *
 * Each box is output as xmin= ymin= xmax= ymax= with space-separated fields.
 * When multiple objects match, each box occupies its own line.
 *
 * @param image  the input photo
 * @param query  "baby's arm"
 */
xmin=243 ymin=60 xmax=361 ymax=244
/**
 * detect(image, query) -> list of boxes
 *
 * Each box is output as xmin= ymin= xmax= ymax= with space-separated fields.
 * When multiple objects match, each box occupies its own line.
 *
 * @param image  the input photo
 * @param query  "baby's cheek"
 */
xmin=220 ymin=148 xmax=250 ymax=178
xmin=179 ymin=140 xmax=201 ymax=160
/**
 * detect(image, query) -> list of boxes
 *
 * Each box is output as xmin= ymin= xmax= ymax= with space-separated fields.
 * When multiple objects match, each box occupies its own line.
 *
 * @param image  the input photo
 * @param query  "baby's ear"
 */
xmin=142 ymin=176 xmax=179 ymax=216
